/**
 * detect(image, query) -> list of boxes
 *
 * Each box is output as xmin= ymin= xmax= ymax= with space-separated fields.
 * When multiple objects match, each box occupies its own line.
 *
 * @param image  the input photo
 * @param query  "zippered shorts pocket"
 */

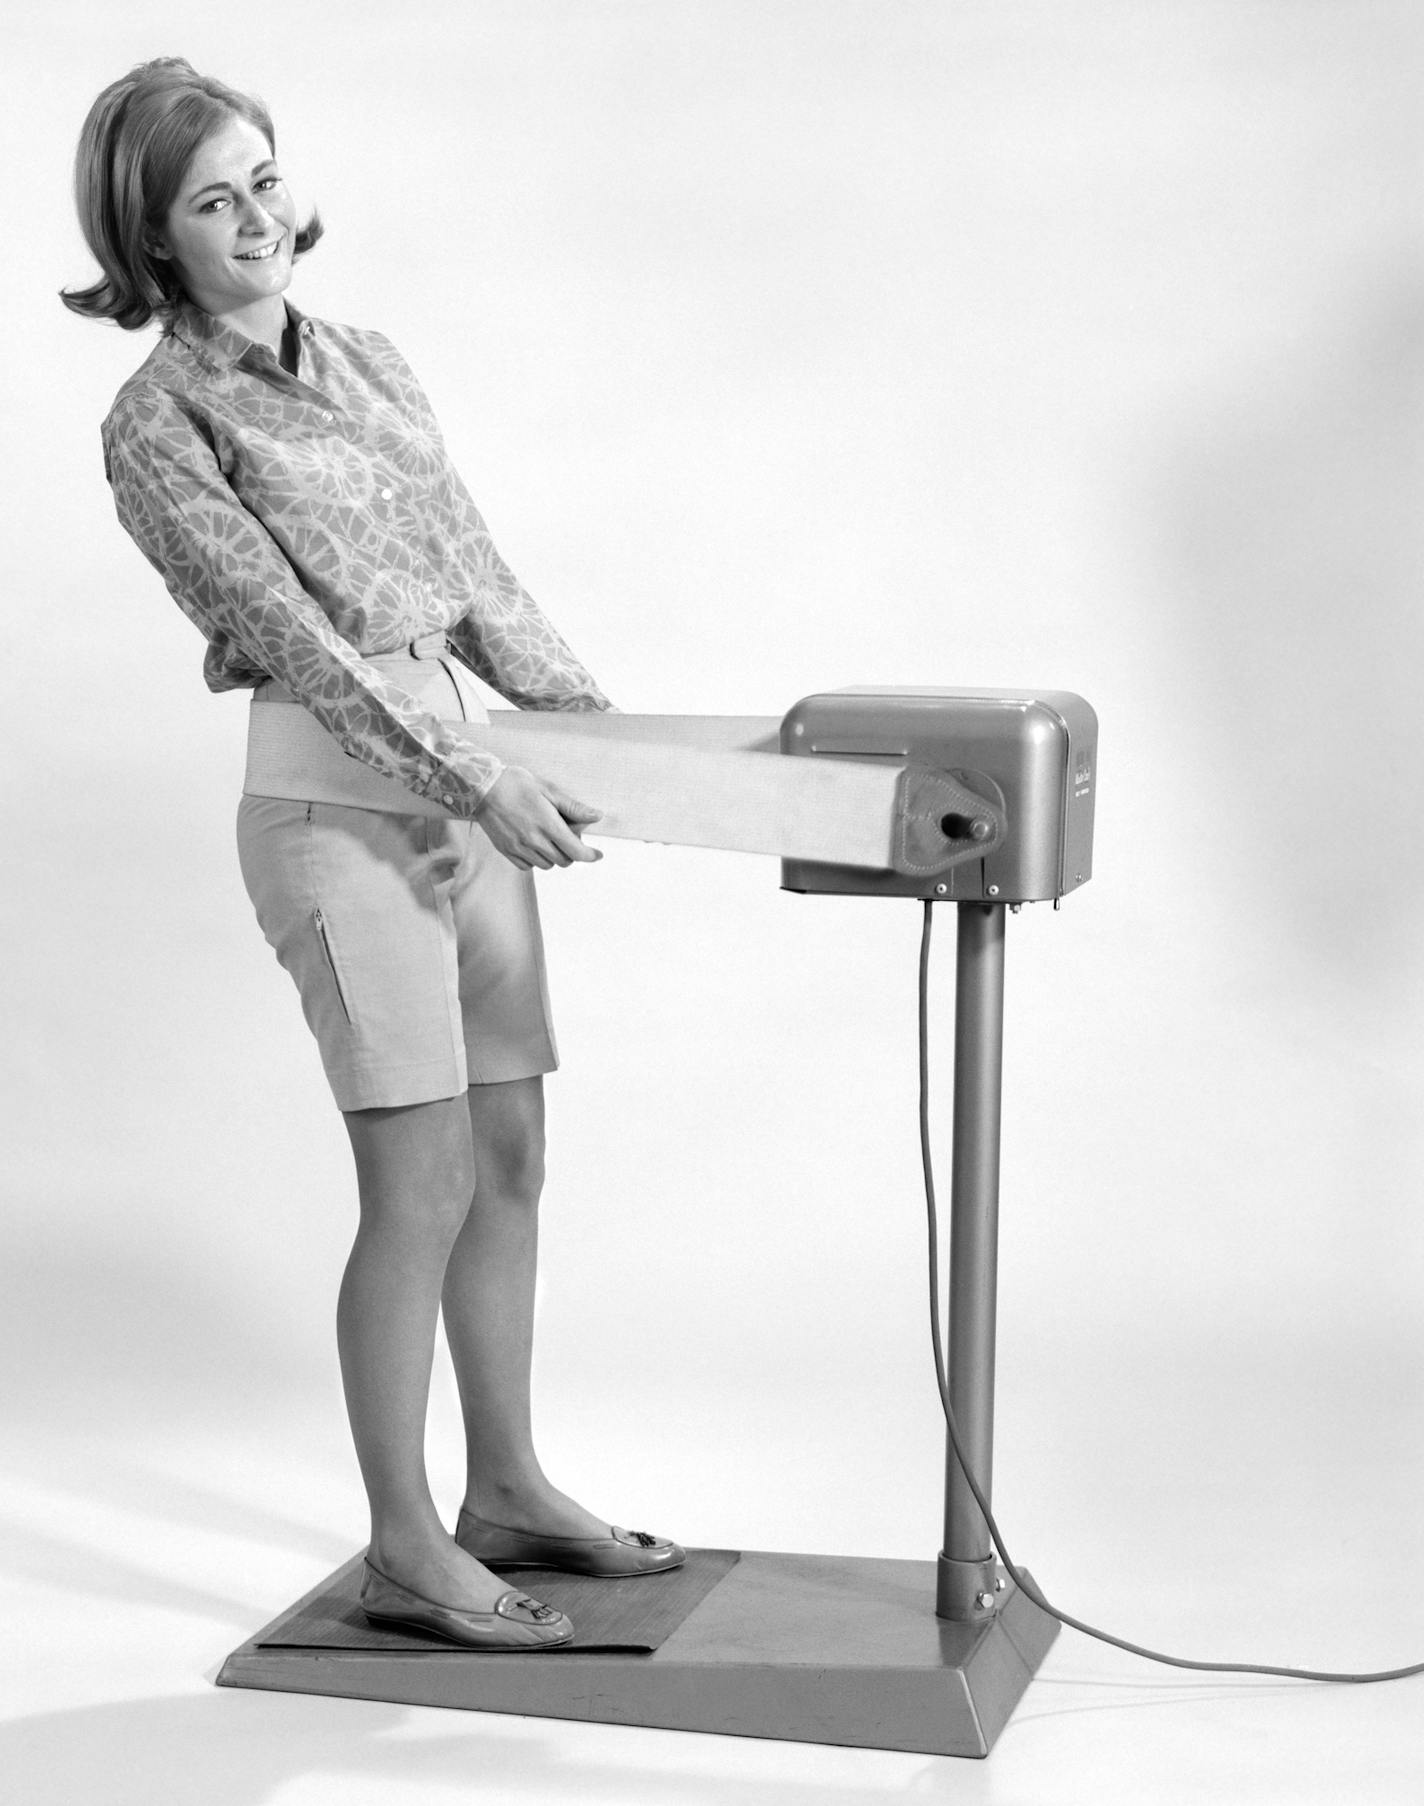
xmin=312 ymin=906 xmax=353 ymax=1024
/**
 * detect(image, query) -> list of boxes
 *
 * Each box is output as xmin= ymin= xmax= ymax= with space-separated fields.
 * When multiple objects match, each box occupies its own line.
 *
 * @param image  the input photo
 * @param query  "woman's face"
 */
xmin=155 ymin=113 xmax=296 ymax=322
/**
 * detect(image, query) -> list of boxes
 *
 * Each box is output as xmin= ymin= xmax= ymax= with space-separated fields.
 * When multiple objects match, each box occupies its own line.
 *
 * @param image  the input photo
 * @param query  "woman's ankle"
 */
xmin=366 ymin=1506 xmax=453 ymax=1568
xmin=461 ymin=1467 xmax=551 ymax=1521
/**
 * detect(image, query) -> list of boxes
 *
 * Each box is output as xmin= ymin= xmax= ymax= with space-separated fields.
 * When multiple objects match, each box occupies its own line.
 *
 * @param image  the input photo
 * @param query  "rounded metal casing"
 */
xmin=779 ymin=686 xmax=1097 ymax=902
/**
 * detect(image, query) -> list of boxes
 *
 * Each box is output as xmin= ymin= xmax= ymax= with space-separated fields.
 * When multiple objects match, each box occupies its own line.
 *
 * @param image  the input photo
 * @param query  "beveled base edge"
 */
xmin=217 ymin=1550 xmax=1059 ymax=1758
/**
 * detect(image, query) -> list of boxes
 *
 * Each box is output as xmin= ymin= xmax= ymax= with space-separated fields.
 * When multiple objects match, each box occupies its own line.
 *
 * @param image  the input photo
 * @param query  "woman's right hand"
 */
xmin=474 ymin=766 xmax=603 ymax=871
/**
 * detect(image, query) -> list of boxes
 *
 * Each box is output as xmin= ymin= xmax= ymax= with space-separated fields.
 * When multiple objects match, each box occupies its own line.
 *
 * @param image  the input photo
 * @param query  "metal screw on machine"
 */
xmin=976 ymin=1592 xmax=995 ymax=1611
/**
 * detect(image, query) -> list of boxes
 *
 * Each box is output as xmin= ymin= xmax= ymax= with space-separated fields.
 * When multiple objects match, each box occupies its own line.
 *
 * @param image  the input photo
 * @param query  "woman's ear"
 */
xmin=145 ymin=233 xmax=171 ymax=260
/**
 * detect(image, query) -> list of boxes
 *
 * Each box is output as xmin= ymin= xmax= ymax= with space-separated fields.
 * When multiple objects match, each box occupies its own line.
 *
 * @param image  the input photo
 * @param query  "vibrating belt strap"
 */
xmin=243 ymin=699 xmax=1004 ymax=876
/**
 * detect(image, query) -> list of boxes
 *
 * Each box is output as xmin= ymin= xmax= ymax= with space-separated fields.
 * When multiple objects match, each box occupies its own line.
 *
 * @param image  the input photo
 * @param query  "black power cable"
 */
xmin=918 ymin=898 xmax=1424 ymax=1684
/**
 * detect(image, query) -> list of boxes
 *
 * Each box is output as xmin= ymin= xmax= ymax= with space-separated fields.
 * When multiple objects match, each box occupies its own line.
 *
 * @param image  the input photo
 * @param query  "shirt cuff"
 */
xmin=409 ymin=756 xmax=505 ymax=818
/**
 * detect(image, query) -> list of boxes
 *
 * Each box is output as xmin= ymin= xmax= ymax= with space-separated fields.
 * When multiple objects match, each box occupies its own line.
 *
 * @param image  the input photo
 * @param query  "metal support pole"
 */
xmin=936 ymin=903 xmax=1006 ymax=1621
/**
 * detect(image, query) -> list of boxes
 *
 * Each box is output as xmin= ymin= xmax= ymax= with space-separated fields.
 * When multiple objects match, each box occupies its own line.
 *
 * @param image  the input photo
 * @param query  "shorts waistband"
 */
xmin=368 ymin=631 xmax=449 ymax=664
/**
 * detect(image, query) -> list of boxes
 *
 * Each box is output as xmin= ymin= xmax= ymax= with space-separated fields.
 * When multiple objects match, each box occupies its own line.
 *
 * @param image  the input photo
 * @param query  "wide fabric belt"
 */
xmin=243 ymin=638 xmax=489 ymax=817
xmin=244 ymin=645 xmax=1000 ymax=873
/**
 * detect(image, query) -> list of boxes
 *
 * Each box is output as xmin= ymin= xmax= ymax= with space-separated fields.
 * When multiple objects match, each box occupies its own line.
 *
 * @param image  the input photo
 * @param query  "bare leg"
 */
xmin=443 ymin=1076 xmax=609 ymax=1535
xmin=338 ymin=1095 xmax=515 ymax=1609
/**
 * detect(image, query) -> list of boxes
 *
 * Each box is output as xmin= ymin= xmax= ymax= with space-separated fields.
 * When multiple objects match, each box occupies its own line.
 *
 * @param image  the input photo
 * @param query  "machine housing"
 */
xmin=779 ymin=686 xmax=1097 ymax=903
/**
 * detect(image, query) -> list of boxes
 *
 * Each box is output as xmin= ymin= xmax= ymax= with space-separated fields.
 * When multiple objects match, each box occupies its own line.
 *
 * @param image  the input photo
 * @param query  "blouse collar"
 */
xmin=167 ymin=300 xmax=315 ymax=375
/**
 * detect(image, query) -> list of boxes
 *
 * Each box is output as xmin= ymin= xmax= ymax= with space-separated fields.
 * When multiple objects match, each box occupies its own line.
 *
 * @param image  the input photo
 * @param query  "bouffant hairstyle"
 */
xmin=61 ymin=57 xmax=323 ymax=330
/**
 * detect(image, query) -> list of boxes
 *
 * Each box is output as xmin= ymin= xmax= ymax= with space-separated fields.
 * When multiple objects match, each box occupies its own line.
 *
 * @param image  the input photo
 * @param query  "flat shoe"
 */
xmin=359 ymin=1555 xmax=574 ymax=1650
xmin=453 ymin=1509 xmax=683 ymax=1582
xmin=456 ymin=1509 xmax=686 ymax=1578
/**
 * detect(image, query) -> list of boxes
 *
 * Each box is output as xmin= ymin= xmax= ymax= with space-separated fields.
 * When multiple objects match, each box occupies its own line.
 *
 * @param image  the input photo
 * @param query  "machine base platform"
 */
xmin=217 ymin=1549 xmax=1058 ymax=1757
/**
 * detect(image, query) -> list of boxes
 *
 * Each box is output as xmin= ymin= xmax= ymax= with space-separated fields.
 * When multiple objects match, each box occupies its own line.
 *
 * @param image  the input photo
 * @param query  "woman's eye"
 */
xmin=257 ymin=175 xmax=282 ymax=191
xmin=201 ymin=198 xmax=229 ymax=213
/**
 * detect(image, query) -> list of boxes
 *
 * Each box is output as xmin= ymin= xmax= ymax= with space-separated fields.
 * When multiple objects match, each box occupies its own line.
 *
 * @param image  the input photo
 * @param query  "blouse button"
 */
xmin=320 ymin=409 xmax=334 ymax=423
xmin=380 ymin=487 xmax=394 ymax=501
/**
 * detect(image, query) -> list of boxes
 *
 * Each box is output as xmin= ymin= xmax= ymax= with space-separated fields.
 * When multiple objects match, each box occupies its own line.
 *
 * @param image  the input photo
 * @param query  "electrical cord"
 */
xmin=918 ymin=898 xmax=1424 ymax=1684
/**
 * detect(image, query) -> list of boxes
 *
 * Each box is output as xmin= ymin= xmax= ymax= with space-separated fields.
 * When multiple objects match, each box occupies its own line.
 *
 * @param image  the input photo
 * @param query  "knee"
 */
xmin=466 ymin=1078 xmax=547 ymax=1211
xmin=345 ymin=1096 xmax=478 ymax=1244
xmin=479 ymin=1137 xmax=545 ymax=1211
xmin=362 ymin=1152 xmax=477 ymax=1252
xmin=426 ymin=1140 xmax=483 ymax=1234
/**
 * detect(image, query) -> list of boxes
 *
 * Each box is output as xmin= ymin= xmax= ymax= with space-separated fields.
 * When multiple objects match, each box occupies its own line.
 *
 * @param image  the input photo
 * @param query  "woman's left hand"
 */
xmin=474 ymin=765 xmax=604 ymax=871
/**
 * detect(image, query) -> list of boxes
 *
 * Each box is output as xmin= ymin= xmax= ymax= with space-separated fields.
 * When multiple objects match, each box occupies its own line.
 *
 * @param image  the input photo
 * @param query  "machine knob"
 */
xmin=941 ymin=813 xmax=994 ymax=844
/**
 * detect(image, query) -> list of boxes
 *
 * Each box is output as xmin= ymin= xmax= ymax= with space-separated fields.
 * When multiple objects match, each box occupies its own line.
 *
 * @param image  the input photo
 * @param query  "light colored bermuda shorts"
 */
xmin=236 ymin=650 xmax=557 ymax=1112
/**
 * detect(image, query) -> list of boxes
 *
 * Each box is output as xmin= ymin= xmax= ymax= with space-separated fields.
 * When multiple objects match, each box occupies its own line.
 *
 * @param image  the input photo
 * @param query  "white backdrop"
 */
xmin=6 ymin=2 xmax=1424 ymax=1797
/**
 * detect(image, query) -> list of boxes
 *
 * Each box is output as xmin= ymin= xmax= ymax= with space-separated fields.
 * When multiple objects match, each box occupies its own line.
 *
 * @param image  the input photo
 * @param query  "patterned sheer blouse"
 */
xmin=101 ymin=301 xmax=611 ymax=814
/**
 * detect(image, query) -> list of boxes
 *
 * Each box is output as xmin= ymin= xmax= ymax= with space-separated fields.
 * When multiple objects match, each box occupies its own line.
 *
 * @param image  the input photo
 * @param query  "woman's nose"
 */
xmin=236 ymin=194 xmax=275 ymax=232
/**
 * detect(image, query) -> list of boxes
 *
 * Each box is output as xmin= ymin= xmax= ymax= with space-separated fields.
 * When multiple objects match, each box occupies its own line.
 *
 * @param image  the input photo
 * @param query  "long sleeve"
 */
xmin=443 ymin=521 xmax=615 ymax=713
xmin=104 ymin=384 xmax=508 ymax=812
xmin=369 ymin=337 xmax=613 ymax=714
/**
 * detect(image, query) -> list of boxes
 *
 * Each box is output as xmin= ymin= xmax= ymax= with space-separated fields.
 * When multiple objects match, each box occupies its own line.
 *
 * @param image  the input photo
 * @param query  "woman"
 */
xmin=63 ymin=57 xmax=682 ymax=1652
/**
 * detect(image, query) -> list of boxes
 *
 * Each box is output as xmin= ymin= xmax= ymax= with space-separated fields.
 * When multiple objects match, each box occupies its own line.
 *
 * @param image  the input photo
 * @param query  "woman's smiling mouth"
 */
xmin=234 ymin=239 xmax=282 ymax=261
